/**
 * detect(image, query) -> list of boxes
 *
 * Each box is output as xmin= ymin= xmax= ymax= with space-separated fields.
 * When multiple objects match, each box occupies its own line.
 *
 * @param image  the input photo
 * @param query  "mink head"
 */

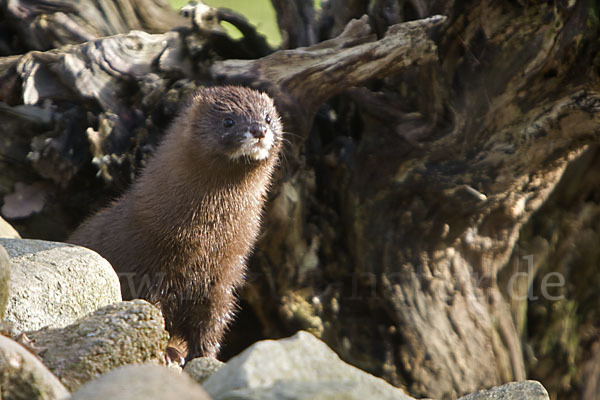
xmin=187 ymin=86 xmax=283 ymax=163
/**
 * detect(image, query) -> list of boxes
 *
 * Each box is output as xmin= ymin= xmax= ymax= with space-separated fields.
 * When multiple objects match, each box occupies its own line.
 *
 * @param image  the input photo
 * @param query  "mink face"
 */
xmin=189 ymin=87 xmax=283 ymax=163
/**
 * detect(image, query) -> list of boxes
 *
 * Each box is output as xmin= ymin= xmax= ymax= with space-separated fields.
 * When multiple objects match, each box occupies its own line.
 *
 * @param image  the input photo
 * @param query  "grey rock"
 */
xmin=213 ymin=381 xmax=405 ymax=400
xmin=184 ymin=357 xmax=224 ymax=384
xmin=70 ymin=364 xmax=212 ymax=400
xmin=28 ymin=300 xmax=169 ymax=391
xmin=203 ymin=330 xmax=414 ymax=400
xmin=458 ymin=380 xmax=549 ymax=400
xmin=0 ymin=217 xmax=20 ymax=239
xmin=1 ymin=238 xmax=121 ymax=332
xmin=0 ymin=245 xmax=10 ymax=319
xmin=0 ymin=334 xmax=69 ymax=400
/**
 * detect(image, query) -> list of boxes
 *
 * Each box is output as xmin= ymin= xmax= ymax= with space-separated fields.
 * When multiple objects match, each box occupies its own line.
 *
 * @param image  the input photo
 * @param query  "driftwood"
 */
xmin=0 ymin=0 xmax=186 ymax=52
xmin=270 ymin=0 xmax=317 ymax=49
xmin=1 ymin=1 xmax=599 ymax=399
xmin=211 ymin=15 xmax=445 ymax=137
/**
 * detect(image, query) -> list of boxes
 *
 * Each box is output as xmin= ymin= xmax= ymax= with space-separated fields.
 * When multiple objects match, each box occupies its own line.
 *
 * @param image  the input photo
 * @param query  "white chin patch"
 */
xmin=229 ymin=129 xmax=274 ymax=161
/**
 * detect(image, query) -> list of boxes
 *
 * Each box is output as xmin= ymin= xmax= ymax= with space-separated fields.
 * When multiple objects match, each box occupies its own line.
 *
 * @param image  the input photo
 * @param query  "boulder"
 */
xmin=1 ymin=238 xmax=121 ymax=331
xmin=28 ymin=300 xmax=169 ymax=391
xmin=0 ymin=245 xmax=9 ymax=319
xmin=0 ymin=217 xmax=20 ymax=238
xmin=184 ymin=357 xmax=224 ymax=384
xmin=70 ymin=364 xmax=212 ymax=400
xmin=457 ymin=380 xmax=549 ymax=400
xmin=0 ymin=334 xmax=69 ymax=400
xmin=202 ymin=330 xmax=414 ymax=400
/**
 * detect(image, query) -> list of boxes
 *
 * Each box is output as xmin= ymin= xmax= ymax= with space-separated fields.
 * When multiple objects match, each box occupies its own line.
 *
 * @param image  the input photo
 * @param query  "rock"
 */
xmin=0 ymin=245 xmax=9 ymax=319
xmin=457 ymin=380 xmax=549 ymax=400
xmin=202 ymin=330 xmax=414 ymax=400
xmin=1 ymin=238 xmax=121 ymax=332
xmin=0 ymin=335 xmax=69 ymax=400
xmin=184 ymin=357 xmax=224 ymax=384
xmin=27 ymin=300 xmax=169 ymax=391
xmin=0 ymin=217 xmax=20 ymax=238
xmin=70 ymin=364 xmax=212 ymax=400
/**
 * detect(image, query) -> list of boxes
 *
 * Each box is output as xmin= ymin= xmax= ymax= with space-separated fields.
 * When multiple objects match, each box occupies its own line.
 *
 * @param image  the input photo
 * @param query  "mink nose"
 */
xmin=249 ymin=123 xmax=267 ymax=139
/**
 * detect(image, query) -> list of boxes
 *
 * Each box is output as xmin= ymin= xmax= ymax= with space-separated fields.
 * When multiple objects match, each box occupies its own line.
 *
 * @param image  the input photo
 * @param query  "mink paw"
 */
xmin=165 ymin=346 xmax=186 ymax=367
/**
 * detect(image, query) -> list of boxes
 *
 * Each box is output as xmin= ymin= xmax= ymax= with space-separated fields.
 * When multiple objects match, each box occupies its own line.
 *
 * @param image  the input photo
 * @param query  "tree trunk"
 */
xmin=0 ymin=1 xmax=599 ymax=399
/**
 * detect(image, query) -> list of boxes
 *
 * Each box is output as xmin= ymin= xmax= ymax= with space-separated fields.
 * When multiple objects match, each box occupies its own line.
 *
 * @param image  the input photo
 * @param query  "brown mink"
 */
xmin=69 ymin=86 xmax=283 ymax=362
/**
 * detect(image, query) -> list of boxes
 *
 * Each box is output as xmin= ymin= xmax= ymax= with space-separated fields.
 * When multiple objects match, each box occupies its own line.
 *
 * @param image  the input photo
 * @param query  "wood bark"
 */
xmin=270 ymin=0 xmax=316 ymax=49
xmin=500 ymin=145 xmax=600 ymax=400
xmin=0 ymin=1 xmax=599 ymax=399
xmin=0 ymin=0 xmax=186 ymax=54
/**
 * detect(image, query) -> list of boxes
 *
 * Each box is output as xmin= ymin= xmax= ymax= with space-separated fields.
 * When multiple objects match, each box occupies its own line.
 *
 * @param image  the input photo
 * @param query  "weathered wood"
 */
xmin=317 ymin=0 xmax=367 ymax=39
xmin=270 ymin=0 xmax=316 ymax=49
xmin=210 ymin=15 xmax=445 ymax=137
xmin=500 ymin=145 xmax=600 ymax=400
xmin=179 ymin=2 xmax=272 ymax=58
xmin=0 ymin=0 xmax=186 ymax=54
xmin=0 ymin=13 xmax=443 ymax=194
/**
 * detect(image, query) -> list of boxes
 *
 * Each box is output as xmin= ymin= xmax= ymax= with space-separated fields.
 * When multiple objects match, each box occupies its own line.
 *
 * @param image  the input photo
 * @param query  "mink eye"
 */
xmin=222 ymin=118 xmax=235 ymax=128
xmin=265 ymin=115 xmax=271 ymax=124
